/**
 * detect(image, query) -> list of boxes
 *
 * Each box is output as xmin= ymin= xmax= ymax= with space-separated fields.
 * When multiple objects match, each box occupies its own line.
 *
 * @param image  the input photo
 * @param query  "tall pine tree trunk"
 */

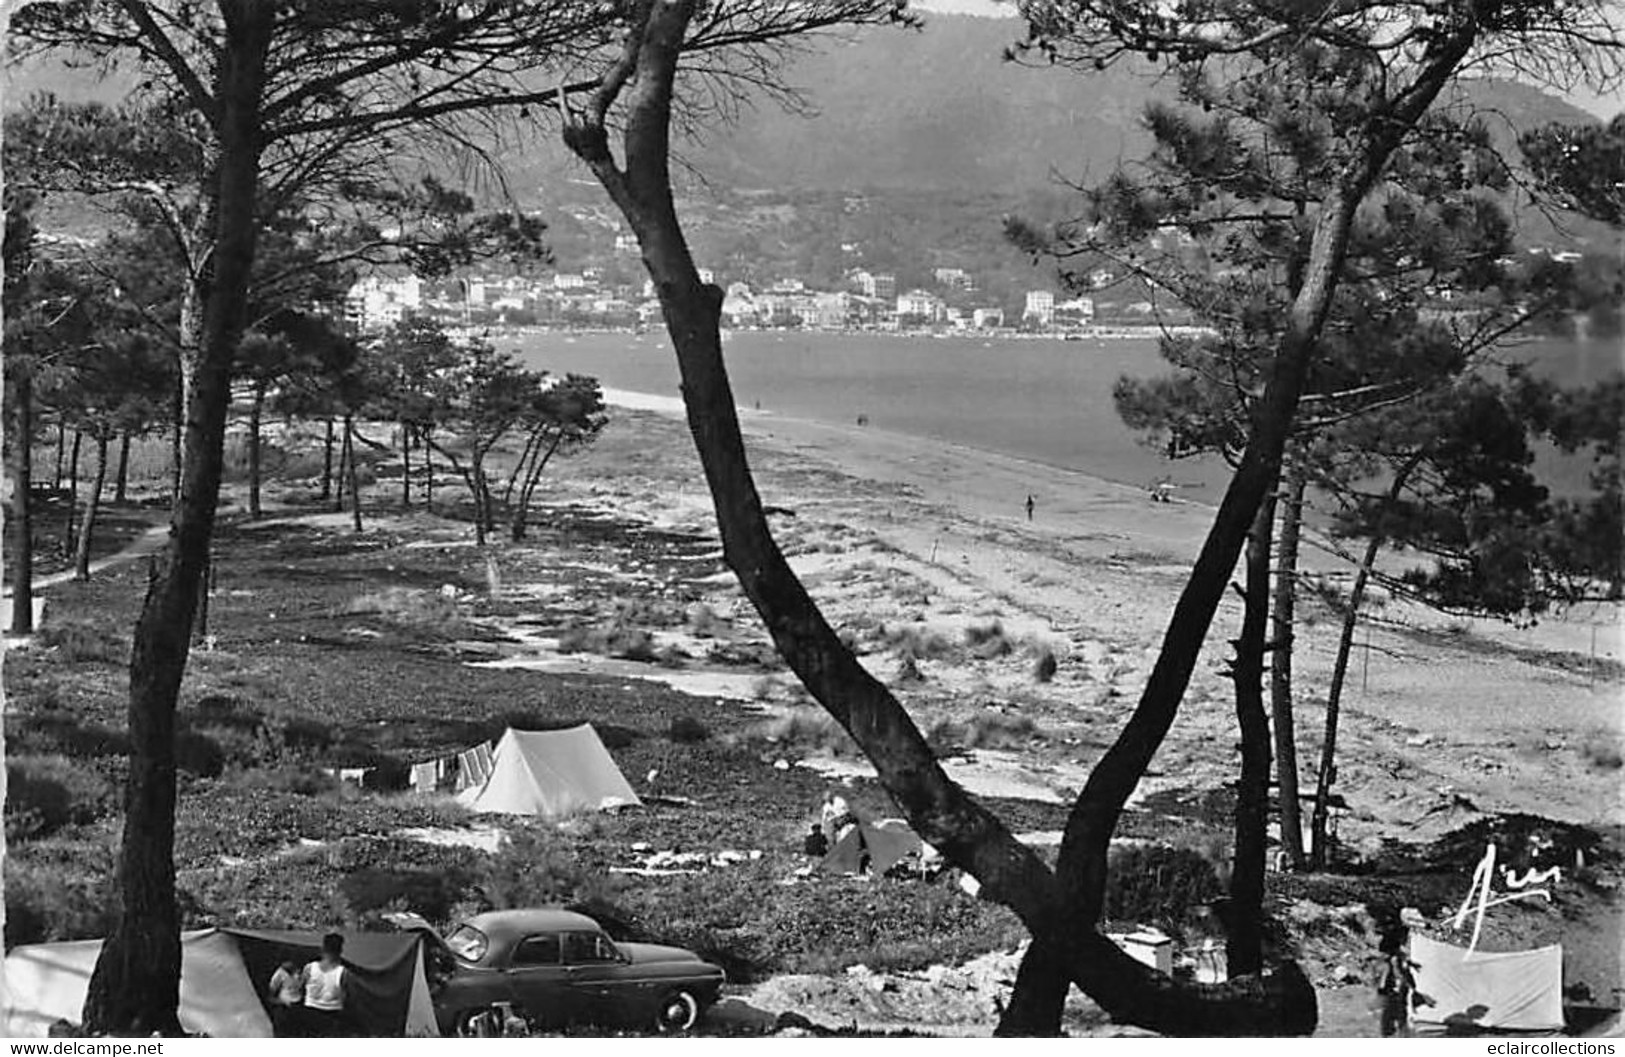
xmin=1309 ymin=454 xmax=1421 ymax=867
xmin=1229 ymin=483 xmax=1278 ymax=974
xmin=1271 ymin=462 xmax=1308 ymax=869
xmin=82 ymin=7 xmax=273 ymax=1033
xmin=322 ymin=416 xmax=335 ymax=502
xmin=114 ymin=430 xmax=132 ymax=504
xmin=73 ymin=433 xmax=110 ymax=581
xmin=53 ymin=418 xmax=65 ymax=490
xmin=400 ymin=419 xmax=412 ymax=508
xmin=344 ymin=415 xmax=362 ymax=533
xmin=247 ymin=382 xmax=265 ymax=519
xmin=8 ymin=366 xmax=35 ymax=635
xmin=63 ymin=429 xmax=82 ymax=555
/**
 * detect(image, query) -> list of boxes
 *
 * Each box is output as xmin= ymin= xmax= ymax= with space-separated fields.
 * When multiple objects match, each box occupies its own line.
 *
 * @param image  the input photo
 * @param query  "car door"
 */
xmin=503 ymin=932 xmax=573 ymax=1027
xmin=560 ymin=930 xmax=626 ymax=1026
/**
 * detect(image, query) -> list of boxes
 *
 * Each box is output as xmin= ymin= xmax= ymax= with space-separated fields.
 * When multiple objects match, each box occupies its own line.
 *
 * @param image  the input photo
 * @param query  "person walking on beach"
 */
xmin=302 ymin=933 xmax=351 ymax=1037
xmin=1025 ymin=494 xmax=1035 ymax=521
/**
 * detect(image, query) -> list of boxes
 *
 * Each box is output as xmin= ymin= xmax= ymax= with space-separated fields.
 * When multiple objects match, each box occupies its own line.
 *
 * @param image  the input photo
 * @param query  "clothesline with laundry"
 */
xmin=316 ymin=739 xmax=496 ymax=794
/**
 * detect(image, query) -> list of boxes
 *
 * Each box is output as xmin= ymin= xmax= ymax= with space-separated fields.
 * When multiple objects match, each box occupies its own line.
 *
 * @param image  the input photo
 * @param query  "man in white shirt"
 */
xmin=302 ymin=933 xmax=350 ymax=1036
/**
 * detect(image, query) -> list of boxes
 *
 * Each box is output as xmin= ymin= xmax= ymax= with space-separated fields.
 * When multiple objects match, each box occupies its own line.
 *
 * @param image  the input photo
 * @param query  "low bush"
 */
xmin=685 ymin=603 xmax=725 ymax=638
xmin=669 ymin=715 xmax=711 ymax=743
xmin=741 ymin=707 xmax=855 ymax=756
xmin=883 ymin=623 xmax=954 ymax=661
xmin=5 ymin=840 xmax=121 ymax=946
xmin=964 ymin=620 xmax=1012 ymax=659
xmin=929 ymin=712 xmax=1040 ymax=754
xmin=5 ymin=754 xmax=115 ymax=841
xmin=557 ymin=624 xmax=659 ymax=662
xmin=1103 ymin=843 xmax=1224 ymax=929
xmin=1581 ymin=735 xmax=1623 ymax=772
xmin=1032 ymin=646 xmax=1059 ymax=683
xmin=227 ymin=763 xmax=340 ymax=796
xmin=35 ymin=620 xmax=127 ymax=665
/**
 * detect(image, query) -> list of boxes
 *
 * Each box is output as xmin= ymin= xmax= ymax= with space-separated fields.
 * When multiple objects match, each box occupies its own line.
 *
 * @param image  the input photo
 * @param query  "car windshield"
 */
xmin=444 ymin=924 xmax=489 ymax=963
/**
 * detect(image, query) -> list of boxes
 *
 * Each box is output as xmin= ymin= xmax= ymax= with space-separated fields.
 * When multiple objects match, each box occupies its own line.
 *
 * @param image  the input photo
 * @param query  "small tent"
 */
xmin=2 ymin=928 xmax=439 ymax=1038
xmin=1410 ymin=934 xmax=1565 ymax=1034
xmin=457 ymin=724 xmax=642 ymax=818
xmin=820 ymin=817 xmax=926 ymax=876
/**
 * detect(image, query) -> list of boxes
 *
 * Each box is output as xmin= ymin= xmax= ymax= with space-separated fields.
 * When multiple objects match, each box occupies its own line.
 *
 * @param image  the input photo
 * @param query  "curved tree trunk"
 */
xmin=8 ymin=366 xmax=35 ymax=635
xmin=114 ymin=430 xmax=132 ymax=504
xmin=247 ymin=382 xmax=264 ymax=519
xmin=73 ymin=433 xmax=111 ymax=581
xmin=1270 ymin=462 xmax=1307 ymax=869
xmin=82 ymin=7 xmax=273 ymax=1034
xmin=1229 ymin=483 xmax=1278 ymax=975
xmin=565 ymin=0 xmax=1477 ymax=1036
xmin=512 ymin=431 xmax=564 ymax=541
xmin=1309 ymin=453 xmax=1422 ymax=867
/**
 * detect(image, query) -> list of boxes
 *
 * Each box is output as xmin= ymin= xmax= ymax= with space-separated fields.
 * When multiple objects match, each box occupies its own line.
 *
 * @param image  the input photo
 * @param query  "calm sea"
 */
xmin=506 ymin=329 xmax=1619 ymax=498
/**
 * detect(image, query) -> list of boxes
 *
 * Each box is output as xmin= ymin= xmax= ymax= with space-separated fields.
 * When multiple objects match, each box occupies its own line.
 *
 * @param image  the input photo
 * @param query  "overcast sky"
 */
xmin=914 ymin=0 xmax=1623 ymax=119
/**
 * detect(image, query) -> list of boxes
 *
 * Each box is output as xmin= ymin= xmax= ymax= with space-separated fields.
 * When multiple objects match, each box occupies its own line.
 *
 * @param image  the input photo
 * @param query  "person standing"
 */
xmin=1025 ymin=494 xmax=1035 ymax=521
xmin=302 ymin=933 xmax=351 ymax=1037
xmin=1376 ymin=928 xmax=1417 ymax=1037
xmin=266 ymin=959 xmax=305 ymax=1037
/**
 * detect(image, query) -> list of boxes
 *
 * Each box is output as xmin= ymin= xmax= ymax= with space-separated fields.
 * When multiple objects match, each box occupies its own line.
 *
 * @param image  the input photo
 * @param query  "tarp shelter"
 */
xmin=457 ymin=724 xmax=643 ymax=818
xmin=1410 ymin=934 xmax=1565 ymax=1034
xmin=820 ymin=817 xmax=925 ymax=876
xmin=2 ymin=928 xmax=439 ymax=1038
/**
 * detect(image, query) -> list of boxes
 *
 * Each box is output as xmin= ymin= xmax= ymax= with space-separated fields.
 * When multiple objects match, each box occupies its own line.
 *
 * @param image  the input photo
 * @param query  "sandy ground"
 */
xmin=233 ymin=388 xmax=1623 ymax=1036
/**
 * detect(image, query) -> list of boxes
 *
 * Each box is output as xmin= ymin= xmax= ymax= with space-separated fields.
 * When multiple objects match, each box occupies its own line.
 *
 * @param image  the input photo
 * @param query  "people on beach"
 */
xmin=301 ymin=933 xmax=351 ymax=1037
xmin=803 ymin=823 xmax=830 ymax=858
xmin=1025 ymin=494 xmax=1035 ymax=521
xmin=267 ymin=959 xmax=306 ymax=1037
xmin=1376 ymin=927 xmax=1417 ymax=1037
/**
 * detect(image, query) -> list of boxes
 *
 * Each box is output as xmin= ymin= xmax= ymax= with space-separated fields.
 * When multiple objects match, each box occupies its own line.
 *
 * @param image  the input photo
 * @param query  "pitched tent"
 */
xmin=820 ymin=817 xmax=925 ymax=876
xmin=457 ymin=724 xmax=643 ymax=818
xmin=2 ymin=928 xmax=439 ymax=1038
xmin=1410 ymin=934 xmax=1565 ymax=1034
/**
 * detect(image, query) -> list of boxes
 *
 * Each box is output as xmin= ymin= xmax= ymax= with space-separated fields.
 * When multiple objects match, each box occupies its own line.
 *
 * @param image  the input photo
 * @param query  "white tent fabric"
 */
xmin=3 ymin=930 xmax=273 ymax=1038
xmin=1411 ymin=934 xmax=1565 ymax=1033
xmin=457 ymin=724 xmax=643 ymax=818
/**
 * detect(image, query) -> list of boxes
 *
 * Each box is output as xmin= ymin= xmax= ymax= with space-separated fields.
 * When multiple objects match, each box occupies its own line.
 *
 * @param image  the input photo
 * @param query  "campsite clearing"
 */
xmin=5 ymin=407 xmax=1620 ymax=1037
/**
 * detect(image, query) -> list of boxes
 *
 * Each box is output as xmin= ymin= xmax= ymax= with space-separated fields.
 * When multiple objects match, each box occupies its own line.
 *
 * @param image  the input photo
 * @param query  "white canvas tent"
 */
xmin=1411 ymin=934 xmax=1565 ymax=1034
xmin=3 ymin=928 xmax=439 ymax=1038
xmin=4 ymin=930 xmax=272 ymax=1038
xmin=457 ymin=724 xmax=643 ymax=818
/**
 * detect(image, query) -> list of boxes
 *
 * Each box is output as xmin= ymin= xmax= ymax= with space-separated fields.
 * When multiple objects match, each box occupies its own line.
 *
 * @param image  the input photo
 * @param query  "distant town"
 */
xmin=345 ymin=262 xmax=1210 ymax=339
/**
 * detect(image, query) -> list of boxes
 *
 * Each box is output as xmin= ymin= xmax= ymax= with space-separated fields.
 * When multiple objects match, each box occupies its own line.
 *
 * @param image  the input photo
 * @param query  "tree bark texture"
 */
xmin=82 ymin=4 xmax=273 ymax=1034
xmin=8 ymin=366 xmax=35 ymax=634
xmin=565 ymin=0 xmax=1479 ymax=1035
xmin=1229 ymin=483 xmax=1278 ymax=975
xmin=322 ymin=416 xmax=334 ymax=501
xmin=400 ymin=419 xmax=412 ymax=508
xmin=1270 ymin=462 xmax=1307 ymax=868
xmin=73 ymin=433 xmax=110 ymax=581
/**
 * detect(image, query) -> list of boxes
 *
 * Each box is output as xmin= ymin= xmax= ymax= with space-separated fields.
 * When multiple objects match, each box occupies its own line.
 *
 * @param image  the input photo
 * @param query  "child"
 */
xmin=1376 ymin=929 xmax=1417 ymax=1037
xmin=266 ymin=959 xmax=305 ymax=1037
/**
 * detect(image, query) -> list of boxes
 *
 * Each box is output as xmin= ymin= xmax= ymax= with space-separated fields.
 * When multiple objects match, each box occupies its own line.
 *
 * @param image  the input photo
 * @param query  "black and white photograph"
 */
xmin=1 ymin=0 xmax=1622 ymax=1040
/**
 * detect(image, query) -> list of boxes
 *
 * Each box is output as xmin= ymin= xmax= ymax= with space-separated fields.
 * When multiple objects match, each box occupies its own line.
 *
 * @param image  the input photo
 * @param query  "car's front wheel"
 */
xmin=653 ymin=989 xmax=700 ymax=1034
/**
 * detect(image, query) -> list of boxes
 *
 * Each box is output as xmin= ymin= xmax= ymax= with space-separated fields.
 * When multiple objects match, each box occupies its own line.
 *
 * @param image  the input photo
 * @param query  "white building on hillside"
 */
xmin=1024 ymin=290 xmax=1055 ymax=325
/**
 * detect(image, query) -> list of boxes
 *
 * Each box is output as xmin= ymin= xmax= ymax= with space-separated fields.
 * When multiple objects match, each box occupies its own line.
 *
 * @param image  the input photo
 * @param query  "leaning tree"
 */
xmin=550 ymin=0 xmax=1621 ymax=1036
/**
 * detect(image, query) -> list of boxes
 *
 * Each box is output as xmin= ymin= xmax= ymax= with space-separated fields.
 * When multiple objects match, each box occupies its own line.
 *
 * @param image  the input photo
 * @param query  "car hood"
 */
xmin=618 ymin=942 xmax=713 ymax=967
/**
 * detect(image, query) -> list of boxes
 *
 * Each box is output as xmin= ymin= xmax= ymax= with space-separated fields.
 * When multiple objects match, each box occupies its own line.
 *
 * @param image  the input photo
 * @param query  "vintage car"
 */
xmin=431 ymin=908 xmax=726 ymax=1035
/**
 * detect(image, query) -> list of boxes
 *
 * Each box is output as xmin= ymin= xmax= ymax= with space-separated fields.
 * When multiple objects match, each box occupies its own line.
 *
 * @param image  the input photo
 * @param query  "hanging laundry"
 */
xmin=410 ymin=762 xmax=438 ymax=794
xmin=339 ymin=767 xmax=367 ymax=785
